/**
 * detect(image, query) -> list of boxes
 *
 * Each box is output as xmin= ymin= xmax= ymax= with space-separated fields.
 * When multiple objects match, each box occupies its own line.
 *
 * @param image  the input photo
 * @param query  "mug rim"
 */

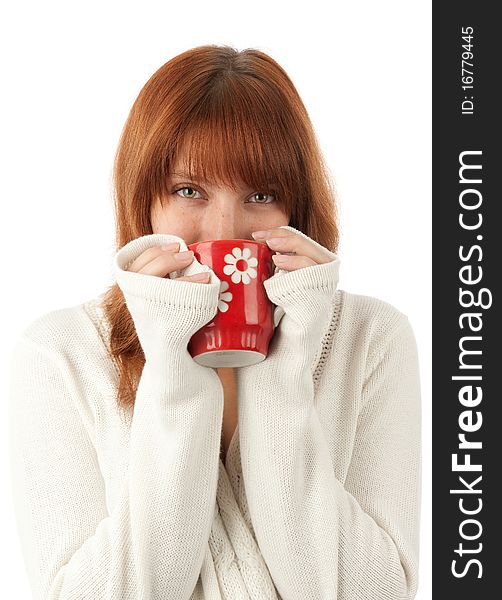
xmin=188 ymin=238 xmax=267 ymax=247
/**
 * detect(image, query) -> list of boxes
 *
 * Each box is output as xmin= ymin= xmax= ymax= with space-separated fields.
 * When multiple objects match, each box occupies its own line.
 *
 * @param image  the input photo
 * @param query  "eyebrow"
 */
xmin=171 ymin=172 xmax=199 ymax=178
xmin=169 ymin=172 xmax=278 ymax=192
xmin=170 ymin=172 xmax=211 ymax=183
xmin=170 ymin=172 xmax=253 ymax=190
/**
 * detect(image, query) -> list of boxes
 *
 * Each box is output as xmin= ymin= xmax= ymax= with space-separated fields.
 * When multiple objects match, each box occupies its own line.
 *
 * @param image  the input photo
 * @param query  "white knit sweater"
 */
xmin=8 ymin=226 xmax=421 ymax=600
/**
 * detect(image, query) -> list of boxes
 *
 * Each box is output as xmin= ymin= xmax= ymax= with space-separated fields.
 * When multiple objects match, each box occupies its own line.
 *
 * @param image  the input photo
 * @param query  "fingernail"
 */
xmin=272 ymin=254 xmax=289 ymax=263
xmin=174 ymin=250 xmax=194 ymax=262
xmin=161 ymin=242 xmax=179 ymax=251
xmin=266 ymin=237 xmax=286 ymax=247
xmin=190 ymin=271 xmax=210 ymax=281
xmin=251 ymin=230 xmax=268 ymax=239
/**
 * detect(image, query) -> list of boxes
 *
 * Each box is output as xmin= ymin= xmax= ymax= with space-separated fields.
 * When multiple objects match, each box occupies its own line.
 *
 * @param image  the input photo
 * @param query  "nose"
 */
xmin=203 ymin=203 xmax=249 ymax=241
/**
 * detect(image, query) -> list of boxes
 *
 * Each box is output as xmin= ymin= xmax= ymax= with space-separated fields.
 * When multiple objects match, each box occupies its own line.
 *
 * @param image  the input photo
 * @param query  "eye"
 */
xmin=174 ymin=186 xmax=203 ymax=199
xmin=248 ymin=192 xmax=276 ymax=204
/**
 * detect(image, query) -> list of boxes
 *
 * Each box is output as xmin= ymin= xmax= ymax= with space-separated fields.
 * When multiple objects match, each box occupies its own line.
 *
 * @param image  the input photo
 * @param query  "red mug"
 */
xmin=187 ymin=239 xmax=276 ymax=367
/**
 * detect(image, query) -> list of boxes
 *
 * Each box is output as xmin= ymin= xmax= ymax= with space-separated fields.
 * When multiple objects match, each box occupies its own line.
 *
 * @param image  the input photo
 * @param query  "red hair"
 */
xmin=101 ymin=44 xmax=339 ymax=412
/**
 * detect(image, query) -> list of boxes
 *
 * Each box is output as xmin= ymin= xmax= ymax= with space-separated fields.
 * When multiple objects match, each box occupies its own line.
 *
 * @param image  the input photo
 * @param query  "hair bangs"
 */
xmin=167 ymin=90 xmax=305 ymax=210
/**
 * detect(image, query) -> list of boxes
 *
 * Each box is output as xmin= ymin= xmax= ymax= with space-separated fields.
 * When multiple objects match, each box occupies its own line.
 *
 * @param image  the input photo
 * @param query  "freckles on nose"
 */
xmin=209 ymin=215 xmax=240 ymax=238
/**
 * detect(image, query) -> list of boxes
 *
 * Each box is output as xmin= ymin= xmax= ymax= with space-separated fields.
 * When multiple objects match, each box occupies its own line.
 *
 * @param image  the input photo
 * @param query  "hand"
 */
xmin=127 ymin=242 xmax=211 ymax=283
xmin=251 ymin=228 xmax=335 ymax=271
xmin=250 ymin=226 xmax=339 ymax=354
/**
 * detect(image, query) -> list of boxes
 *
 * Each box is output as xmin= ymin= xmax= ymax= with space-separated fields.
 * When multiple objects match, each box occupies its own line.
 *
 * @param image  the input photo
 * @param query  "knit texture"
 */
xmin=8 ymin=227 xmax=421 ymax=599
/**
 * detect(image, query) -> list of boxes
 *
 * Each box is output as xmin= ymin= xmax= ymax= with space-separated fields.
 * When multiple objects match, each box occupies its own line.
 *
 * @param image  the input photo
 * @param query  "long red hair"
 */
xmin=101 ymin=44 xmax=339 ymax=412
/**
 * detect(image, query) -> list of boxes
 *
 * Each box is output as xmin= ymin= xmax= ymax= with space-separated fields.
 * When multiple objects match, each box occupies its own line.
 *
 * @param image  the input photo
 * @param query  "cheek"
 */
xmin=259 ymin=207 xmax=290 ymax=228
xmin=152 ymin=210 xmax=172 ymax=232
xmin=150 ymin=200 xmax=176 ymax=232
xmin=150 ymin=202 xmax=198 ymax=238
xmin=150 ymin=199 xmax=165 ymax=232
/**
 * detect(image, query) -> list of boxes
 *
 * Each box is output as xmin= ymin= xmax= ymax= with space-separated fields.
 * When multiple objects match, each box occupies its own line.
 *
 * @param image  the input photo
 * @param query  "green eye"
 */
xmin=175 ymin=187 xmax=201 ymax=199
xmin=250 ymin=192 xmax=275 ymax=204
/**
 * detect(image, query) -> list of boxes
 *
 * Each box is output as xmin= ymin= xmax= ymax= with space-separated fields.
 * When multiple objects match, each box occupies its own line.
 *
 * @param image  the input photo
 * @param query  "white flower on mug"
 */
xmin=223 ymin=247 xmax=258 ymax=285
xmin=218 ymin=280 xmax=233 ymax=313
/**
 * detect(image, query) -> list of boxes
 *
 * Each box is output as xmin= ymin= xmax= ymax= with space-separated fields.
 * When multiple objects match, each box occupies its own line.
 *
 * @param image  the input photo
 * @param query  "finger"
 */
xmin=177 ymin=272 xmax=211 ymax=283
xmin=136 ymin=250 xmax=194 ymax=277
xmin=256 ymin=231 xmax=332 ymax=264
xmin=128 ymin=242 xmax=180 ymax=273
xmin=271 ymin=254 xmax=317 ymax=271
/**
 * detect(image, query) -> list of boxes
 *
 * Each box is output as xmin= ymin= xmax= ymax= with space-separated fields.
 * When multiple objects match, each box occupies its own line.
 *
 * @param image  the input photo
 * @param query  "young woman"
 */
xmin=9 ymin=45 xmax=421 ymax=599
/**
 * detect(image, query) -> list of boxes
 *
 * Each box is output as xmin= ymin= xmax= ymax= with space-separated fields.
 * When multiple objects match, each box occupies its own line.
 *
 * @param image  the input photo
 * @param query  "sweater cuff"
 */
xmin=114 ymin=234 xmax=221 ymax=310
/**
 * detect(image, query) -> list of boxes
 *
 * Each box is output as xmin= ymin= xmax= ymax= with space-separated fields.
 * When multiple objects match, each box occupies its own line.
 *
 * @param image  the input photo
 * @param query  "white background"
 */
xmin=0 ymin=0 xmax=431 ymax=597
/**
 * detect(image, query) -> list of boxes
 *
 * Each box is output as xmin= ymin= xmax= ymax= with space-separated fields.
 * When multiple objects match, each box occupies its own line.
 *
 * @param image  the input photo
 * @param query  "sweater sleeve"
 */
xmin=236 ymin=249 xmax=421 ymax=599
xmin=8 ymin=234 xmax=226 ymax=600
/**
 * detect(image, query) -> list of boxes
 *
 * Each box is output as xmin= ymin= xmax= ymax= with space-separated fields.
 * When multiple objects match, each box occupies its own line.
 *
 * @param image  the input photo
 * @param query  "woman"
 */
xmin=8 ymin=45 xmax=421 ymax=599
